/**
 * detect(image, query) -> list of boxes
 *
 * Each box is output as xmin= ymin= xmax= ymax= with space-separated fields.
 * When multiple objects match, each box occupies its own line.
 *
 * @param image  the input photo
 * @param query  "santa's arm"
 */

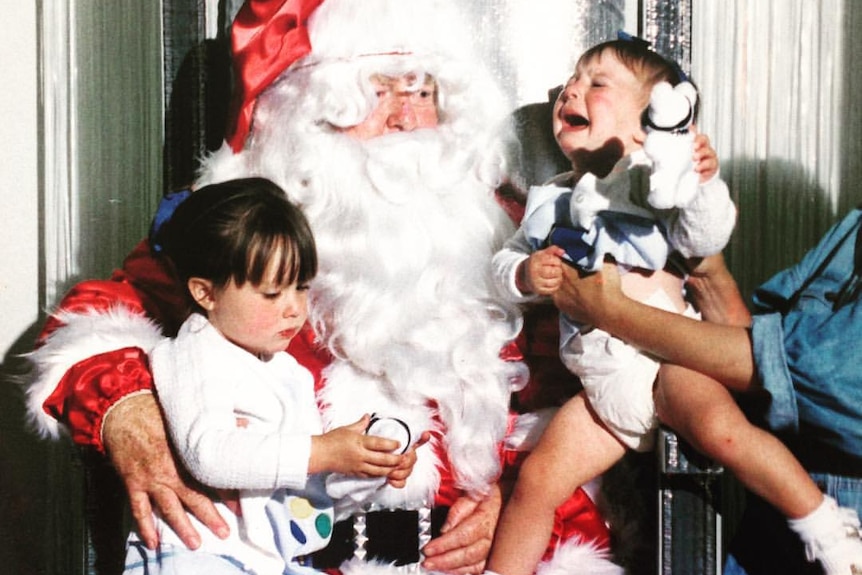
xmin=103 ymin=392 xmax=230 ymax=550
xmin=26 ymin=238 xmax=228 ymax=549
xmin=26 ymin=240 xmax=181 ymax=449
xmin=28 ymin=282 xmax=161 ymax=448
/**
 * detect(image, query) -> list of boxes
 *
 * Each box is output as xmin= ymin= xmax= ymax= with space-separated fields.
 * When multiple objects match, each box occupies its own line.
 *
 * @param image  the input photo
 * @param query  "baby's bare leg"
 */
xmin=487 ymin=393 xmax=626 ymax=575
xmin=655 ymin=363 xmax=822 ymax=518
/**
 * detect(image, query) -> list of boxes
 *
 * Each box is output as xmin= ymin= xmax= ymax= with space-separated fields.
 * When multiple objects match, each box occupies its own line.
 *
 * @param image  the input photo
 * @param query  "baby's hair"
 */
xmin=160 ymin=177 xmax=317 ymax=291
xmin=577 ymin=37 xmax=698 ymax=123
xmin=579 ymin=38 xmax=690 ymax=90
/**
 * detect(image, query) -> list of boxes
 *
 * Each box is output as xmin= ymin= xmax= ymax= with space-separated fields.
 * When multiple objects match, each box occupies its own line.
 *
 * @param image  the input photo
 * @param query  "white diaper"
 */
xmin=560 ymin=289 xmax=700 ymax=451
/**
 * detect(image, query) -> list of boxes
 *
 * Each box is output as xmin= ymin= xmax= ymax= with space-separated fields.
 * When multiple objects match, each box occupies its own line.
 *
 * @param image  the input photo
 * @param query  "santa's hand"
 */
xmin=422 ymin=485 xmax=502 ymax=574
xmin=103 ymin=393 xmax=229 ymax=550
xmin=312 ymin=415 xmax=403 ymax=477
xmin=386 ymin=430 xmax=431 ymax=488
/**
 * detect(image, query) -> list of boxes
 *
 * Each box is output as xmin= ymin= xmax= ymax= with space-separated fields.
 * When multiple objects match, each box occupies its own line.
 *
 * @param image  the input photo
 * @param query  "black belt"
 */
xmin=300 ymin=506 xmax=449 ymax=569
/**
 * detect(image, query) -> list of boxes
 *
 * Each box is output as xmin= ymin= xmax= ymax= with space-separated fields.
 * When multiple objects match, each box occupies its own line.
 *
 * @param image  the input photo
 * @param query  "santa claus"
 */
xmin=26 ymin=1 xmax=620 ymax=574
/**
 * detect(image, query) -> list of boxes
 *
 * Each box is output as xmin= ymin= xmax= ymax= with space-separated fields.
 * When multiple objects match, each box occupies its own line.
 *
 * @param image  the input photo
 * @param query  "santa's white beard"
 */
xmin=201 ymin=124 xmax=526 ymax=505
xmin=313 ymin=130 xmax=525 ymax=503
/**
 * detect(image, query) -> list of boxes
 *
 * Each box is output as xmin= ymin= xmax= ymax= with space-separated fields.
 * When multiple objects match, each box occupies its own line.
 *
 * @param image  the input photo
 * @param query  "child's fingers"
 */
xmin=695 ymin=154 xmax=719 ymax=182
xmin=412 ymin=431 xmax=432 ymax=450
xmin=538 ymin=265 xmax=560 ymax=279
xmin=692 ymin=131 xmax=719 ymax=181
xmin=547 ymin=245 xmax=567 ymax=258
xmin=362 ymin=452 xmax=403 ymax=476
xmin=362 ymin=433 xmax=402 ymax=454
xmin=694 ymin=141 xmax=715 ymax=160
xmin=534 ymin=245 xmax=566 ymax=260
xmin=345 ymin=414 xmax=372 ymax=433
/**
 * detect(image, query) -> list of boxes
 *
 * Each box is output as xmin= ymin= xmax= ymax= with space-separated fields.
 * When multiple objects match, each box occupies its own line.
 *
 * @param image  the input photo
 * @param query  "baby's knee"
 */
xmin=687 ymin=407 xmax=744 ymax=460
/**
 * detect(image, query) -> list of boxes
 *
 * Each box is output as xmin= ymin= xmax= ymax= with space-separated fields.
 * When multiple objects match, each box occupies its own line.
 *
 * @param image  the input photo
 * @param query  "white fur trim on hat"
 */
xmin=300 ymin=0 xmax=475 ymax=68
xmin=24 ymin=306 xmax=164 ymax=439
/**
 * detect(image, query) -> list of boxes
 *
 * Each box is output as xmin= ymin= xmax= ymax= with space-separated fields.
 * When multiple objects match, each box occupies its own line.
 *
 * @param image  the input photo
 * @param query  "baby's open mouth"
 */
xmin=564 ymin=113 xmax=589 ymax=127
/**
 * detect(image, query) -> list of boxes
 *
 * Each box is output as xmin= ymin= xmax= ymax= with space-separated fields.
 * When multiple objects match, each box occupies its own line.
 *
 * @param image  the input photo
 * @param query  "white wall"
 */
xmin=0 ymin=4 xmax=39 ymax=359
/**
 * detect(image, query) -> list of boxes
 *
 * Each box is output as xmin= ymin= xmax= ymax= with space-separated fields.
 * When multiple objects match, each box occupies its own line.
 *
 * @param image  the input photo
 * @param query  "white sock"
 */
xmin=788 ymin=495 xmax=862 ymax=573
xmin=788 ymin=495 xmax=837 ymax=544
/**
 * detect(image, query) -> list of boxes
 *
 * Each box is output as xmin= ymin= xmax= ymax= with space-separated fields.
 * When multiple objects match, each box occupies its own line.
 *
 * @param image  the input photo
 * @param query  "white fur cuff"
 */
xmin=24 ymin=306 xmax=164 ymax=439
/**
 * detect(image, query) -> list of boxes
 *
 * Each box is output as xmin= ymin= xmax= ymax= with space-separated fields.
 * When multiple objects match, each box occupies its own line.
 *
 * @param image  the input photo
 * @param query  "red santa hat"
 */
xmin=226 ymin=0 xmax=324 ymax=152
xmin=225 ymin=0 xmax=479 ymax=152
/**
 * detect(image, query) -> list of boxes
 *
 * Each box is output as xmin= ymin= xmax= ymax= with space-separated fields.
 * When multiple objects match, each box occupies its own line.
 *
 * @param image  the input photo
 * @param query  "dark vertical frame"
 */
xmin=162 ymin=0 xmax=234 ymax=192
xmin=642 ymin=0 xmax=693 ymax=76
xmin=642 ymin=2 xmax=724 ymax=574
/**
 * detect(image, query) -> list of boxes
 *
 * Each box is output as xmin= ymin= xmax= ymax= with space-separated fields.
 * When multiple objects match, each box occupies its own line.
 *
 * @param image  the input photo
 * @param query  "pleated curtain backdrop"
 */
xmin=692 ymin=0 xmax=862 ymax=300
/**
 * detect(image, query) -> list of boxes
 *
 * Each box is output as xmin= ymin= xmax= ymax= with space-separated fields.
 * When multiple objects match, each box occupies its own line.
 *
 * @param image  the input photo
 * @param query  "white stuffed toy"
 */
xmin=642 ymin=80 xmax=700 ymax=210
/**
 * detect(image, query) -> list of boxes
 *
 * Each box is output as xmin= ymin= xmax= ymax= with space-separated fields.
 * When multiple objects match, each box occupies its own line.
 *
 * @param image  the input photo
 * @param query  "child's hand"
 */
xmin=692 ymin=130 xmax=719 ymax=183
xmin=385 ymin=430 xmax=431 ymax=488
xmin=311 ymin=414 xmax=403 ymax=477
xmin=518 ymin=246 xmax=566 ymax=296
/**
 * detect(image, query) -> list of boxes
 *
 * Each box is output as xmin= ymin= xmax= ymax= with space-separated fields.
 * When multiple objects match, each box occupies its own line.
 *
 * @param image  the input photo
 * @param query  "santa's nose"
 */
xmin=386 ymin=97 xmax=418 ymax=131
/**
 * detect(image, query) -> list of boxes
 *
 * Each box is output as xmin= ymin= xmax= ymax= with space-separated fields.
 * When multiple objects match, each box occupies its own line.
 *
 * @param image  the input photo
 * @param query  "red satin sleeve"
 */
xmin=43 ymin=347 xmax=154 ymax=452
xmin=36 ymin=239 xmax=188 ymax=452
xmin=38 ymin=280 xmax=148 ymax=344
xmin=38 ymin=239 xmax=187 ymax=344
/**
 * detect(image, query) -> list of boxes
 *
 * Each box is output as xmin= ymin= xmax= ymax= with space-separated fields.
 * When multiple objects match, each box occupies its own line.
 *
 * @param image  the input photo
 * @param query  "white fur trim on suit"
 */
xmin=338 ymin=557 xmax=427 ymax=575
xmin=334 ymin=537 xmax=623 ymax=575
xmin=505 ymin=408 xmax=558 ymax=453
xmin=318 ymin=360 xmax=443 ymax=518
xmin=536 ymin=537 xmax=625 ymax=575
xmin=24 ymin=306 xmax=164 ymax=439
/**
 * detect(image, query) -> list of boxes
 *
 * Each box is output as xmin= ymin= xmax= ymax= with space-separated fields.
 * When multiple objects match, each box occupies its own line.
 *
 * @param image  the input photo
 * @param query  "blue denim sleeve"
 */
xmin=750 ymin=312 xmax=799 ymax=434
xmin=749 ymin=209 xmax=862 ymax=451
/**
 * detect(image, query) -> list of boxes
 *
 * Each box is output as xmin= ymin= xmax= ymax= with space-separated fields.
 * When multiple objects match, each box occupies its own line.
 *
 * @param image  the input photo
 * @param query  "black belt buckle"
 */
xmin=367 ymin=508 xmax=422 ymax=565
xmin=303 ymin=506 xmax=449 ymax=569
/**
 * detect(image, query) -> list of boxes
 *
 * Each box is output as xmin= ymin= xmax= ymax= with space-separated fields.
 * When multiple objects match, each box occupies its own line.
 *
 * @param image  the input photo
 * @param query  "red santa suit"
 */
xmin=26 ymin=1 xmax=620 ymax=573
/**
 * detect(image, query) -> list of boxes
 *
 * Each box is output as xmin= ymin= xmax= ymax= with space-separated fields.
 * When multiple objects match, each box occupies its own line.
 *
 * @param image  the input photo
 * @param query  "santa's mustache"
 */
xmin=361 ymin=129 xmax=470 ymax=204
